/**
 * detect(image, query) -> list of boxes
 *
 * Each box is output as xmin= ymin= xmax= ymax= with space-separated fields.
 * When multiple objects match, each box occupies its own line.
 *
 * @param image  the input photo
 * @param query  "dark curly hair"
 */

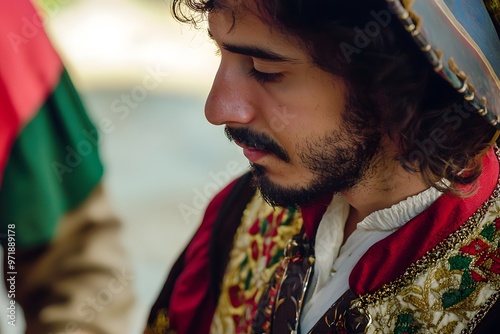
xmin=172 ymin=0 xmax=498 ymax=195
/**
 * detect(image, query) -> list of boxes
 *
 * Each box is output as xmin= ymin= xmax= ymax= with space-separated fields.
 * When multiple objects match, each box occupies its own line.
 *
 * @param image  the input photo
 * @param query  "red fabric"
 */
xmin=0 ymin=0 xmax=63 ymax=183
xmin=301 ymin=193 xmax=333 ymax=239
xmin=169 ymin=178 xmax=240 ymax=334
xmin=350 ymin=148 xmax=499 ymax=295
xmin=168 ymin=148 xmax=499 ymax=331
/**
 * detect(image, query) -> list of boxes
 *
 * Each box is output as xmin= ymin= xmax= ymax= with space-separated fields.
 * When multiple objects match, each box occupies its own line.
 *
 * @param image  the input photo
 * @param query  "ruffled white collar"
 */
xmin=357 ymin=186 xmax=442 ymax=231
xmin=310 ymin=185 xmax=443 ymax=297
xmin=302 ymin=186 xmax=443 ymax=333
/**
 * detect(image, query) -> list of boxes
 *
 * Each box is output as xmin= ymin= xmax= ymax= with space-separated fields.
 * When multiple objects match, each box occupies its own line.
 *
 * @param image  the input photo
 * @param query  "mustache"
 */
xmin=225 ymin=126 xmax=290 ymax=163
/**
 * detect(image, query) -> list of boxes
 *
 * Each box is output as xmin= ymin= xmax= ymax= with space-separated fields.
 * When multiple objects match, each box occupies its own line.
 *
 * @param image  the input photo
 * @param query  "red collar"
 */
xmin=299 ymin=148 xmax=499 ymax=294
xmin=301 ymin=193 xmax=333 ymax=239
xmin=350 ymin=148 xmax=499 ymax=294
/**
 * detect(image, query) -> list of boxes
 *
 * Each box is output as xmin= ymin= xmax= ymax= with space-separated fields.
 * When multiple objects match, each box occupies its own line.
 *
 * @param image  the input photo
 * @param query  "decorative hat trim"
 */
xmin=387 ymin=0 xmax=500 ymax=129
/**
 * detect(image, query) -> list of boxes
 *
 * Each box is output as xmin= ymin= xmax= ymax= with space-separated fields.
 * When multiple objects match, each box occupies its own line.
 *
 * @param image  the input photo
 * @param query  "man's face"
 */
xmin=206 ymin=7 xmax=382 ymax=207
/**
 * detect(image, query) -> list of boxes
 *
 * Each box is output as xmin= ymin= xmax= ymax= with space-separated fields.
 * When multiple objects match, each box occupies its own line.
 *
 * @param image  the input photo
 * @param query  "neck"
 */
xmin=342 ymin=147 xmax=428 ymax=228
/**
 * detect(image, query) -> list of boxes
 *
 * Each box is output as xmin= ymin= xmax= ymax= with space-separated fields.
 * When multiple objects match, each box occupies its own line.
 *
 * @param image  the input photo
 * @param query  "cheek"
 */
xmin=279 ymin=102 xmax=344 ymax=143
xmin=271 ymin=79 xmax=346 ymax=137
xmin=260 ymin=69 xmax=347 ymax=154
xmin=262 ymin=94 xmax=336 ymax=138
xmin=263 ymin=104 xmax=298 ymax=135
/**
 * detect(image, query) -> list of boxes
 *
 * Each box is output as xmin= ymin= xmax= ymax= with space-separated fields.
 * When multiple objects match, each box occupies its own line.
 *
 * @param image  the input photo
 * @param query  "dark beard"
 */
xmin=252 ymin=136 xmax=381 ymax=207
xmin=250 ymin=96 xmax=382 ymax=208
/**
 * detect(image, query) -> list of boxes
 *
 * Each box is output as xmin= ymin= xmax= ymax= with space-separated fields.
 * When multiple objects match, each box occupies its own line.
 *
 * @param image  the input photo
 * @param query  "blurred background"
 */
xmin=0 ymin=0 xmax=248 ymax=332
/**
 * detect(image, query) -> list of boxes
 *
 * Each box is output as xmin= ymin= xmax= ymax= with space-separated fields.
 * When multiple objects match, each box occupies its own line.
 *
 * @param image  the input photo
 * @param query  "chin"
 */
xmin=250 ymin=164 xmax=322 ymax=208
xmin=250 ymin=160 xmax=364 ymax=208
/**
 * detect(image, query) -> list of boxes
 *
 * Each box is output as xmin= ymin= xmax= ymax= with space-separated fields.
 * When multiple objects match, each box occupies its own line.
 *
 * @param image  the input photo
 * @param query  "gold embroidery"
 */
xmin=362 ymin=150 xmax=500 ymax=333
xmin=145 ymin=309 xmax=175 ymax=334
xmin=210 ymin=191 xmax=303 ymax=334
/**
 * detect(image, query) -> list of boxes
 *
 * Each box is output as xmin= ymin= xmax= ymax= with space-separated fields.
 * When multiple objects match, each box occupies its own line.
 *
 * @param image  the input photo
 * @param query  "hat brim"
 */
xmin=389 ymin=0 xmax=500 ymax=128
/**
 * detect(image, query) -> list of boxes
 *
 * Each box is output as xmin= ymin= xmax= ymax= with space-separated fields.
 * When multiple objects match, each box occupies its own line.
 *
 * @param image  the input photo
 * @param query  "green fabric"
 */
xmin=0 ymin=69 xmax=103 ymax=248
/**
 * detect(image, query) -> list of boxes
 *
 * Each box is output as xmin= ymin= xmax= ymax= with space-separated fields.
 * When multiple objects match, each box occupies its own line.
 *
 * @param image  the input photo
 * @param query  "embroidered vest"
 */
xmin=306 ymin=191 xmax=500 ymax=333
xmin=145 ymin=152 xmax=500 ymax=333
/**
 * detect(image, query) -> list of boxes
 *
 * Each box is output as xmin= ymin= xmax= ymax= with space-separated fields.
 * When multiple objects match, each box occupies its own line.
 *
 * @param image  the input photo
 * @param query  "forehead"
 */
xmin=208 ymin=0 xmax=294 ymax=36
xmin=207 ymin=1 xmax=305 ymax=56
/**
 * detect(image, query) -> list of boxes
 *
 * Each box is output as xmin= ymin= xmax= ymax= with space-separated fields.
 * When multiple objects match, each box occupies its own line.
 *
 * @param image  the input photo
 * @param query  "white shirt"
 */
xmin=299 ymin=187 xmax=443 ymax=333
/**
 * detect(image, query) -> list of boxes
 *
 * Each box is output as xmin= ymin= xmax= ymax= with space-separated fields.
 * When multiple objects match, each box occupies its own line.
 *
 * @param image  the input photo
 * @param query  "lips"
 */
xmin=235 ymin=140 xmax=270 ymax=163
xmin=225 ymin=127 xmax=290 ymax=163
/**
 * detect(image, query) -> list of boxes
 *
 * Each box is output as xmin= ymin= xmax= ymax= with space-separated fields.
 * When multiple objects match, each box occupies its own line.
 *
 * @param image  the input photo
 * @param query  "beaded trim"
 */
xmin=359 ymin=148 xmax=500 ymax=307
xmin=387 ymin=0 xmax=500 ymax=129
xmin=358 ymin=148 xmax=500 ymax=332
xmin=462 ymin=291 xmax=500 ymax=334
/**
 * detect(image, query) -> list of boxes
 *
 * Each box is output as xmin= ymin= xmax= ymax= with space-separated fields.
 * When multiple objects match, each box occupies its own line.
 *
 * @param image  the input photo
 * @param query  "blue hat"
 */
xmin=388 ymin=0 xmax=500 ymax=128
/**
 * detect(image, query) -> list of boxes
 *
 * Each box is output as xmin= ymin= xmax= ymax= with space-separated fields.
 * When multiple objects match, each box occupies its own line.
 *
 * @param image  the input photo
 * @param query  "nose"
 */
xmin=205 ymin=62 xmax=256 ymax=126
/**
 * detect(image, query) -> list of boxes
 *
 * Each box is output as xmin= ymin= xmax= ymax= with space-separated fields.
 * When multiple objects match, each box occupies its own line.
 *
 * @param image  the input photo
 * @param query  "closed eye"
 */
xmin=248 ymin=68 xmax=284 ymax=83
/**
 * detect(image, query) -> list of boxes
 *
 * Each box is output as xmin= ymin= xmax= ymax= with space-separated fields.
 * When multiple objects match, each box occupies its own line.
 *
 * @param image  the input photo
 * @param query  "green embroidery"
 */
xmin=442 ymin=271 xmax=476 ymax=309
xmin=244 ymin=270 xmax=253 ymax=290
xmin=281 ymin=207 xmax=296 ymax=226
xmin=441 ymin=220 xmax=500 ymax=309
xmin=240 ymin=254 xmax=249 ymax=272
xmin=394 ymin=313 xmax=420 ymax=334
xmin=269 ymin=249 xmax=284 ymax=267
xmin=480 ymin=224 xmax=496 ymax=241
xmin=448 ymin=255 xmax=472 ymax=271
xmin=442 ymin=256 xmax=477 ymax=308
xmin=260 ymin=218 xmax=268 ymax=235
xmin=361 ymin=173 xmax=500 ymax=333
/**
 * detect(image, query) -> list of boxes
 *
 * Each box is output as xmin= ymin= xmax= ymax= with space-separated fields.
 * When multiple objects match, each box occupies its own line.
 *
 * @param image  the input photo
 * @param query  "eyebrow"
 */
xmin=207 ymin=29 xmax=299 ymax=63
